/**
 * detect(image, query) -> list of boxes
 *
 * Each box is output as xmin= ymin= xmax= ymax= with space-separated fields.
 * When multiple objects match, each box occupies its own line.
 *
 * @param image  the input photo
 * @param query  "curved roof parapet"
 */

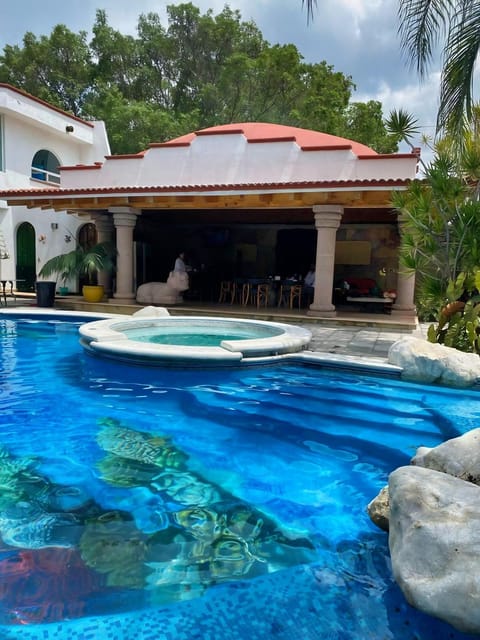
xmin=53 ymin=122 xmax=417 ymax=190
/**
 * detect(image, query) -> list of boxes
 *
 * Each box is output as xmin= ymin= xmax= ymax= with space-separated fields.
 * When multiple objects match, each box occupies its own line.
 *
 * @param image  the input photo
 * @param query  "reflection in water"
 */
xmin=91 ymin=419 xmax=315 ymax=602
xmin=0 ymin=419 xmax=315 ymax=622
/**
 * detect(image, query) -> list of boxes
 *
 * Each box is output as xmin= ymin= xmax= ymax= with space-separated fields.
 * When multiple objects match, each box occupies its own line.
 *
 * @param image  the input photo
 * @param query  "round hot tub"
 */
xmin=79 ymin=314 xmax=312 ymax=366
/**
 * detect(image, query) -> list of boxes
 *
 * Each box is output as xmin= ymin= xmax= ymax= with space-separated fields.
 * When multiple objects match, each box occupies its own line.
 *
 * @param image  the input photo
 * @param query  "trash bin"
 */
xmin=35 ymin=281 xmax=56 ymax=307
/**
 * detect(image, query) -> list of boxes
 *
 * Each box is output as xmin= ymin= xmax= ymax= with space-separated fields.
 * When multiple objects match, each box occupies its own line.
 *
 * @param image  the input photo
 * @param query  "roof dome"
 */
xmin=164 ymin=122 xmax=378 ymax=156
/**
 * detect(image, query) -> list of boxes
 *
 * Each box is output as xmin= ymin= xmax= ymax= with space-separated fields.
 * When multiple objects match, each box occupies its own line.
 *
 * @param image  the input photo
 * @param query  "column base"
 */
xmin=307 ymin=304 xmax=337 ymax=318
xmin=391 ymin=305 xmax=417 ymax=317
xmin=112 ymin=293 xmax=136 ymax=304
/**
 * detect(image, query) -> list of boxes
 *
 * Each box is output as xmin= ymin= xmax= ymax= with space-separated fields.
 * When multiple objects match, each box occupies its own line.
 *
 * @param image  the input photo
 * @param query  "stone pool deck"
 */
xmin=304 ymin=322 xmax=428 ymax=361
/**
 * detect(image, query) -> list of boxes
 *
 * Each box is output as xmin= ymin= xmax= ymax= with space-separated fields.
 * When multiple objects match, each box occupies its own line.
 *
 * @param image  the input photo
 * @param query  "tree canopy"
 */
xmin=0 ymin=3 xmax=399 ymax=155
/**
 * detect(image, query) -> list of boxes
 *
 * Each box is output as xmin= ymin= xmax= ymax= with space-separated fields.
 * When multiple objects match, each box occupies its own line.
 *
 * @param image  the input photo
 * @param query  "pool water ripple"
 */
xmin=0 ymin=317 xmax=479 ymax=639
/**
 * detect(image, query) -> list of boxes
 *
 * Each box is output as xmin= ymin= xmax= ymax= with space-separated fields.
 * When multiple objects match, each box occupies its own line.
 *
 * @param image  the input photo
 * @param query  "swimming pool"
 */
xmin=0 ymin=314 xmax=479 ymax=640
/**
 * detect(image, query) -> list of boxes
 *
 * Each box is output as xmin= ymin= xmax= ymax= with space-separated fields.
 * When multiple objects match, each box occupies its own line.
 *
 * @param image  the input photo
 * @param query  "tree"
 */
xmin=0 ymin=3 xmax=397 ymax=155
xmin=387 ymin=108 xmax=480 ymax=325
xmin=0 ymin=25 xmax=92 ymax=116
xmin=344 ymin=101 xmax=401 ymax=154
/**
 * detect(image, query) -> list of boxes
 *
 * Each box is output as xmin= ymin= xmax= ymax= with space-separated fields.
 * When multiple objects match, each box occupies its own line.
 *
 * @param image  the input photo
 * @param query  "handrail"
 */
xmin=30 ymin=165 xmax=60 ymax=184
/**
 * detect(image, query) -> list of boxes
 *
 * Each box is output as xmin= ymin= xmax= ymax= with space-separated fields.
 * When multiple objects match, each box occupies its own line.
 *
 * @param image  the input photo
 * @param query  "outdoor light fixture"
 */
xmin=50 ymin=222 xmax=58 ymax=230
xmin=65 ymin=125 xmax=74 ymax=133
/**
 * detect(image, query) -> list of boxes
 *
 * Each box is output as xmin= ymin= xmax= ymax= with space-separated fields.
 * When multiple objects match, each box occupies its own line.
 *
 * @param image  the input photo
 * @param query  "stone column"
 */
xmin=91 ymin=213 xmax=114 ymax=296
xmin=308 ymin=205 xmax=343 ymax=318
xmin=391 ymin=270 xmax=417 ymax=317
xmin=391 ymin=215 xmax=417 ymax=318
xmin=110 ymin=208 xmax=140 ymax=304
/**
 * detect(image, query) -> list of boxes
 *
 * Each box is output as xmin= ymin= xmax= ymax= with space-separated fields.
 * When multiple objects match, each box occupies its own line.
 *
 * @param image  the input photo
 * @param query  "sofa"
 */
xmin=344 ymin=277 xmax=382 ymax=297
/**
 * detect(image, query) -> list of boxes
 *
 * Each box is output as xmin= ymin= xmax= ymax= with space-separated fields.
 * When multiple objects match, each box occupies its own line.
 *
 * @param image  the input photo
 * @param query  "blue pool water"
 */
xmin=0 ymin=315 xmax=479 ymax=640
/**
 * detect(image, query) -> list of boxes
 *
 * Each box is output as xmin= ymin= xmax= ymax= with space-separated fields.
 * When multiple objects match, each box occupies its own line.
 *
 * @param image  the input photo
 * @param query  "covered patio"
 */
xmin=2 ymin=122 xmax=419 ymax=320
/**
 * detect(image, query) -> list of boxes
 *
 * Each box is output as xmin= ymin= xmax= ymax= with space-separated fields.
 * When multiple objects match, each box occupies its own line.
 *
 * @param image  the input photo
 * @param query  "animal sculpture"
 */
xmin=136 ymin=271 xmax=189 ymax=305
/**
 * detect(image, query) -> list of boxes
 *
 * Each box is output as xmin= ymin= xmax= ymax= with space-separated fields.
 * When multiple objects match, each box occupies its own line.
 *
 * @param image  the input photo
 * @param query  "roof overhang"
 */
xmin=1 ymin=179 xmax=409 ymax=215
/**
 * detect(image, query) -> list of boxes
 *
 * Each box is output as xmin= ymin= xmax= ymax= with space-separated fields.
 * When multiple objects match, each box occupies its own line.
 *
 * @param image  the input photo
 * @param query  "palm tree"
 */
xmin=398 ymin=0 xmax=480 ymax=136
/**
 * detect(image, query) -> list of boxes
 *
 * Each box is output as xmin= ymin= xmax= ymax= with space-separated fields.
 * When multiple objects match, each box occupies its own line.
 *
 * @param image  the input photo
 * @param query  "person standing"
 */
xmin=174 ymin=251 xmax=191 ymax=273
xmin=303 ymin=263 xmax=316 ymax=305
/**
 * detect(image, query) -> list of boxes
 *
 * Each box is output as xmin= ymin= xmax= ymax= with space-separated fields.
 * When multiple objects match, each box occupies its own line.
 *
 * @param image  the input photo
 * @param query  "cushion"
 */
xmin=345 ymin=277 xmax=379 ymax=296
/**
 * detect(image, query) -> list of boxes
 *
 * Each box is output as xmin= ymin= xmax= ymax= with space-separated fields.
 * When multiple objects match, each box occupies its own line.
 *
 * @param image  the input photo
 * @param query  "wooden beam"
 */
xmin=5 ymin=187 xmax=395 ymax=212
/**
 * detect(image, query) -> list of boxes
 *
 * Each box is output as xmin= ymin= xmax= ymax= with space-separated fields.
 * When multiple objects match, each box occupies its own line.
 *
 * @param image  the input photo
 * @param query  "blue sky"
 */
xmin=1 ymin=0 xmax=451 ymax=158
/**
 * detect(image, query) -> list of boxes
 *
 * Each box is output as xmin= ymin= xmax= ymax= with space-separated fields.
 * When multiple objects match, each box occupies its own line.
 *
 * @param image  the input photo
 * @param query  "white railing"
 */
xmin=31 ymin=166 xmax=60 ymax=184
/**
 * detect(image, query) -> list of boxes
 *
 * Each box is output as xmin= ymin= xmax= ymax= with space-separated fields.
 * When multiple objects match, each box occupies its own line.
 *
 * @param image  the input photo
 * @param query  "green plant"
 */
xmin=38 ymin=242 xmax=116 ymax=287
xmin=427 ymin=271 xmax=480 ymax=354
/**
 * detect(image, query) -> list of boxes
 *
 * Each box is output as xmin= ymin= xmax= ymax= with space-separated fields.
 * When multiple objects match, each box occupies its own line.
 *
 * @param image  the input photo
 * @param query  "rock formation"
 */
xmin=368 ymin=428 xmax=480 ymax=634
xmin=388 ymin=336 xmax=480 ymax=387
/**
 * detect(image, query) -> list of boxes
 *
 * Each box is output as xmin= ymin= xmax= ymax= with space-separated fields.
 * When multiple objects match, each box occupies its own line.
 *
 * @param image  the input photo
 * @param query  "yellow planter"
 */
xmin=82 ymin=285 xmax=105 ymax=303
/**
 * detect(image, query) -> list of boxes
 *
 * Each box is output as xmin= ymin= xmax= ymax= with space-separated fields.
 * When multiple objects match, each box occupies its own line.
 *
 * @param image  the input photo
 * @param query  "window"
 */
xmin=31 ymin=149 xmax=61 ymax=184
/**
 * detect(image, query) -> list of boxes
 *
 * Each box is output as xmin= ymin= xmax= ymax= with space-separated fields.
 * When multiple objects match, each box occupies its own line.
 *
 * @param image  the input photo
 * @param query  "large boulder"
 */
xmin=388 ymin=336 xmax=480 ymax=387
xmin=412 ymin=427 xmax=480 ymax=485
xmin=388 ymin=465 xmax=480 ymax=634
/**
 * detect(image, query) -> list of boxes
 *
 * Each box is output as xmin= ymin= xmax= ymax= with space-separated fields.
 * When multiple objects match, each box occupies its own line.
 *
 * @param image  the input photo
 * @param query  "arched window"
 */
xmin=78 ymin=223 xmax=97 ymax=251
xmin=31 ymin=150 xmax=61 ymax=184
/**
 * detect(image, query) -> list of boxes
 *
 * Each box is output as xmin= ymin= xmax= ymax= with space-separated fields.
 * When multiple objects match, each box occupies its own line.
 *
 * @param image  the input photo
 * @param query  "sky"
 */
xmin=0 ymin=0 xmax=454 ymax=161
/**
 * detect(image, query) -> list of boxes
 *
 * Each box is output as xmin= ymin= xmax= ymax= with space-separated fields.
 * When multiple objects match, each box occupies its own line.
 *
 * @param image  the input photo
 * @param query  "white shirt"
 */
xmin=174 ymin=257 xmax=187 ymax=272
xmin=304 ymin=270 xmax=315 ymax=287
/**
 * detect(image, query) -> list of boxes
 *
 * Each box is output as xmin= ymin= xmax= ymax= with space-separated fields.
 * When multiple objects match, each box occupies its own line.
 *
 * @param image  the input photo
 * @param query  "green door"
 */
xmin=16 ymin=222 xmax=36 ymax=292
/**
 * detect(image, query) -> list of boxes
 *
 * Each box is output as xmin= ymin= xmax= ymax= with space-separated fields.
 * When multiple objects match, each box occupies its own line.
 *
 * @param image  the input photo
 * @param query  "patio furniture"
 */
xmin=255 ymin=282 xmax=270 ymax=308
xmin=346 ymin=296 xmax=393 ymax=314
xmin=278 ymin=281 xmax=303 ymax=309
xmin=218 ymin=280 xmax=233 ymax=303
xmin=230 ymin=279 xmax=247 ymax=305
xmin=242 ymin=279 xmax=270 ymax=307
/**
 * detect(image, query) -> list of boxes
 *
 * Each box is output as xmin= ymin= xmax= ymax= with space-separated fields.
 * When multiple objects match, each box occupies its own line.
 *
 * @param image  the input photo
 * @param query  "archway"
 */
xmin=16 ymin=222 xmax=35 ymax=291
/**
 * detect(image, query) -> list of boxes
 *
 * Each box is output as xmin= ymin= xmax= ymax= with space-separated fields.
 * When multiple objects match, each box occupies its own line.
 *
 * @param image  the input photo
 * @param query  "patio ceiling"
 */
xmin=4 ymin=181 xmax=404 ymax=218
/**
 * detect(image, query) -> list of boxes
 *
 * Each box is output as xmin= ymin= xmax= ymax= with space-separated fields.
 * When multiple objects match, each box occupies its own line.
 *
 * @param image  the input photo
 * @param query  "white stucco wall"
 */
xmin=60 ymin=131 xmax=418 ymax=190
xmin=0 ymin=85 xmax=110 ymax=286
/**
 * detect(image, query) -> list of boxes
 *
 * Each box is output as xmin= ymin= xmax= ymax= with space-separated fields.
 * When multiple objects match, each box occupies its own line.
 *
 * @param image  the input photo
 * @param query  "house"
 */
xmin=0 ymin=83 xmax=110 ymax=291
xmin=0 ymin=89 xmax=419 ymax=317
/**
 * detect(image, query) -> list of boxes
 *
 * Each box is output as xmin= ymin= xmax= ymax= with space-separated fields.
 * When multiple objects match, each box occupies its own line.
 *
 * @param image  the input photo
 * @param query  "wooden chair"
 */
xmin=218 ymin=280 xmax=232 ymax=303
xmin=256 ymin=283 xmax=270 ymax=308
xmin=230 ymin=279 xmax=246 ymax=305
xmin=289 ymin=284 xmax=302 ymax=309
xmin=278 ymin=281 xmax=302 ymax=309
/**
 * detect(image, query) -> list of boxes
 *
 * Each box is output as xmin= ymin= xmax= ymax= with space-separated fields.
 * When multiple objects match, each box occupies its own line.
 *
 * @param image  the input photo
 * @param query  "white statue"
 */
xmin=136 ymin=271 xmax=189 ymax=305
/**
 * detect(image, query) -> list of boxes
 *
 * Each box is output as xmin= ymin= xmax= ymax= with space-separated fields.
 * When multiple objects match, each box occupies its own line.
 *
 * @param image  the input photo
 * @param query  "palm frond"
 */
xmin=301 ymin=0 xmax=317 ymax=22
xmin=437 ymin=1 xmax=480 ymax=134
xmin=398 ymin=0 xmax=453 ymax=76
xmin=385 ymin=108 xmax=421 ymax=142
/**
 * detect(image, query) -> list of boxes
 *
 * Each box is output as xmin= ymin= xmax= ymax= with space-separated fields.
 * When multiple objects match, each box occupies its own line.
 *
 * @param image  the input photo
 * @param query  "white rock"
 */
xmin=412 ymin=427 xmax=480 ymax=484
xmin=388 ymin=336 xmax=480 ymax=387
xmin=132 ymin=306 xmax=170 ymax=317
xmin=389 ymin=465 xmax=480 ymax=634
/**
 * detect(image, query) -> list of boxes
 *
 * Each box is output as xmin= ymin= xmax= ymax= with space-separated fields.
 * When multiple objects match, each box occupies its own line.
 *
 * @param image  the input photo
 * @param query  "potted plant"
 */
xmin=38 ymin=242 xmax=116 ymax=303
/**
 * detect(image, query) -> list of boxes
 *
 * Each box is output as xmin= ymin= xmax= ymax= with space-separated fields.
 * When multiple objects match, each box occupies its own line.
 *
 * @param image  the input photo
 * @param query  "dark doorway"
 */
xmin=16 ymin=222 xmax=35 ymax=291
xmin=275 ymin=229 xmax=316 ymax=279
